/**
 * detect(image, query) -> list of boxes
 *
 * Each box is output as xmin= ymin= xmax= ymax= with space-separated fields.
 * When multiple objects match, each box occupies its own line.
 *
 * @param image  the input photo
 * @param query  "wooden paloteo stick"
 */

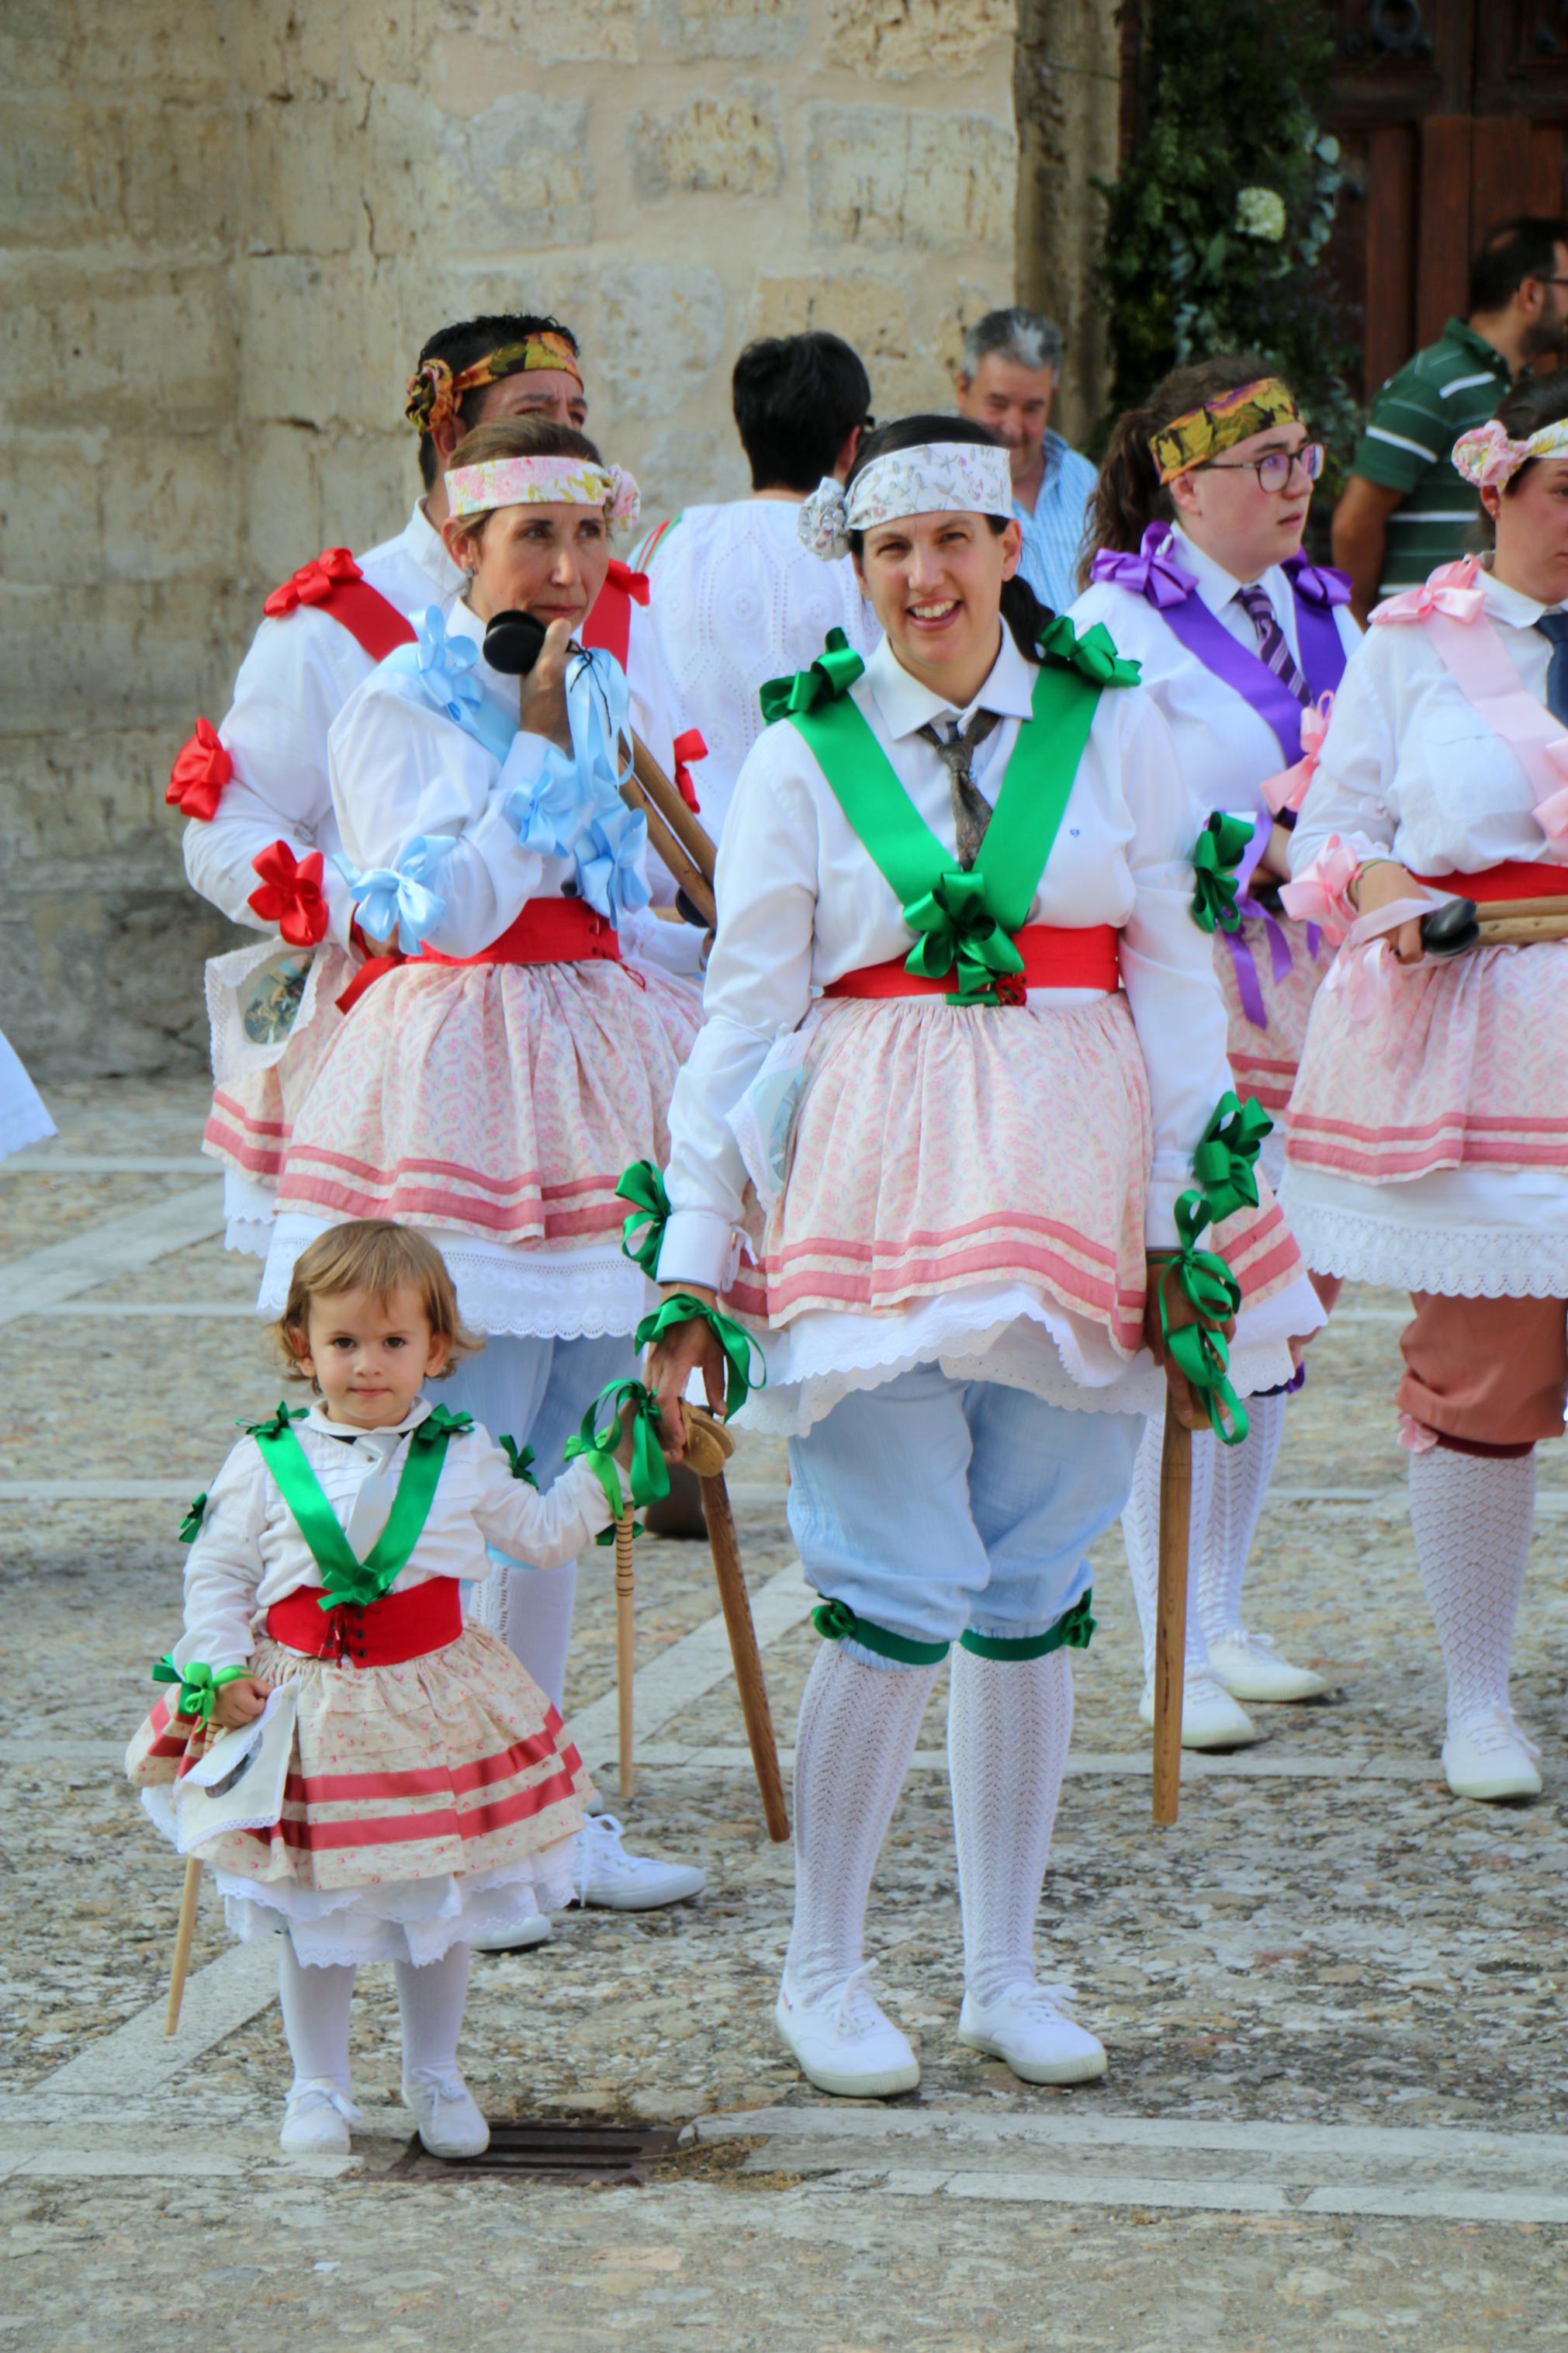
xmin=681 ymin=1403 xmax=790 ymax=1842
xmin=618 ymin=733 xmax=718 ymax=930
xmin=1151 ymin=1412 xmax=1193 ymax=1827
xmin=165 ymin=1855 xmax=203 ymax=2034
xmin=614 ymin=1509 xmax=637 ymax=1800
xmin=1472 ymin=904 xmax=1568 ymax=945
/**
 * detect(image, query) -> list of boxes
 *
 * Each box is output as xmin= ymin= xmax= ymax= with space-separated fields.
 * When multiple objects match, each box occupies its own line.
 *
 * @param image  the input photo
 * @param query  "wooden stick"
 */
xmin=614 ymin=1509 xmax=636 ymax=1800
xmin=1473 ymin=897 xmax=1568 ymax=924
xmin=682 ymin=1405 xmax=790 ymax=1842
xmin=1151 ymin=1412 xmax=1193 ymax=1827
xmin=1472 ymin=910 xmax=1568 ymax=944
xmin=618 ymin=734 xmax=718 ymax=930
xmin=164 ymin=1854 xmax=203 ymax=2034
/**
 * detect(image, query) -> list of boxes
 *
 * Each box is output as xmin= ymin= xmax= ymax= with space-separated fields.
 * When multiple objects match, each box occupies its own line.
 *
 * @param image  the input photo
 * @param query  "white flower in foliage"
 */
xmin=1235 ymin=186 xmax=1287 ymax=242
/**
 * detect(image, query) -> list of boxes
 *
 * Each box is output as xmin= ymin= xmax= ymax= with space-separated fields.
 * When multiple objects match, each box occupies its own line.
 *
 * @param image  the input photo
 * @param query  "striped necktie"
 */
xmin=1234 ymin=583 xmax=1309 ymax=708
xmin=1535 ymin=611 xmax=1568 ymax=726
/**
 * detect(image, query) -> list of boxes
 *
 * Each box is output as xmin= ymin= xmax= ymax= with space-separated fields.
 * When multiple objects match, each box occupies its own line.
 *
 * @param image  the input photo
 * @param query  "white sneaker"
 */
xmin=279 ymin=2079 xmax=362 ymax=2155
xmin=958 ymin=1983 xmax=1107 ymax=2086
xmin=1206 ymin=1627 xmax=1328 ymax=1703
xmin=569 ymin=1814 xmax=705 ymax=1911
xmin=402 ymin=2067 xmax=490 ymax=2158
xmin=1138 ymin=1672 xmax=1259 ymax=1751
xmin=469 ymin=1915 xmax=552 ymax=1954
xmin=1442 ymin=1706 xmax=1542 ymax=1803
xmin=774 ymin=1961 xmax=920 ymax=2098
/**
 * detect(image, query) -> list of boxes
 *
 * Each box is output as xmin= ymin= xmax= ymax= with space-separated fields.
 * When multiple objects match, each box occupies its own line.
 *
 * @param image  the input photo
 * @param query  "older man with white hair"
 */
xmin=954 ymin=306 xmax=1096 ymax=613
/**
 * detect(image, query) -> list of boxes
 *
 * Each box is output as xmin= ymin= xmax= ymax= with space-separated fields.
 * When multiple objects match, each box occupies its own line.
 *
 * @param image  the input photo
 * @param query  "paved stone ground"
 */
xmin=4 ymin=1078 xmax=1567 ymax=2351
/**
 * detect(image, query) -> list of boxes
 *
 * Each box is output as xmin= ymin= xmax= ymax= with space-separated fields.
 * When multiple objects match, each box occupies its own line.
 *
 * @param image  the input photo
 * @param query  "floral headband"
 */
xmin=798 ymin=442 xmax=1014 ymax=561
xmin=444 ymin=453 xmax=641 ymax=526
xmin=1148 ymin=377 xmax=1300 ymax=485
xmin=404 ymin=333 xmax=583 ymax=438
xmin=1452 ymin=418 xmax=1568 ymax=489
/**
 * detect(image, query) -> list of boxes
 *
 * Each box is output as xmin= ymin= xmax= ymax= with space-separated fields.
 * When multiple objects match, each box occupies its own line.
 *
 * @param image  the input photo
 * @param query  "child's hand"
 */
xmin=213 ymin=1674 xmax=271 ymax=1731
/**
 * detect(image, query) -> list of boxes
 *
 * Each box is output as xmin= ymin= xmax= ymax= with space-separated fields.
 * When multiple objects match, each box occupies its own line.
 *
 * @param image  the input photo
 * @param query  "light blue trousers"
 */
xmin=787 ymin=1367 xmax=1141 ymax=1667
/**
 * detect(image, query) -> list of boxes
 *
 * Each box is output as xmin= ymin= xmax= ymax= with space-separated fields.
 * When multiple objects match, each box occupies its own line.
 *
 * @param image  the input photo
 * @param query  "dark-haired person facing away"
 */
xmin=642 ymin=415 xmax=1320 ymax=2098
xmin=171 ymin=316 xmax=705 ymax=1919
xmin=1333 ymin=216 xmax=1568 ymax=623
xmin=633 ymin=331 xmax=877 ymax=840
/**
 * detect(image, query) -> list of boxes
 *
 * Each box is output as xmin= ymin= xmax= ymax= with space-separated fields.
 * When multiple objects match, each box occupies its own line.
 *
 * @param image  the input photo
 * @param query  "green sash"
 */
xmin=249 ymin=1402 xmax=472 ymax=1613
xmin=777 ymin=624 xmax=1132 ymax=1006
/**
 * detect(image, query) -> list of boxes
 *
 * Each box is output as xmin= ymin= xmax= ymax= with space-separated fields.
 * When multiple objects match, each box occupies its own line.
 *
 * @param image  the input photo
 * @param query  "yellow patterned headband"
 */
xmin=1149 ymin=378 xmax=1300 ymax=485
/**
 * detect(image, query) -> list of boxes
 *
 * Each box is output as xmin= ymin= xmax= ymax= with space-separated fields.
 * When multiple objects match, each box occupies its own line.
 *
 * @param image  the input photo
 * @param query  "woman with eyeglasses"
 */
xmin=1072 ymin=356 xmax=1359 ymax=1750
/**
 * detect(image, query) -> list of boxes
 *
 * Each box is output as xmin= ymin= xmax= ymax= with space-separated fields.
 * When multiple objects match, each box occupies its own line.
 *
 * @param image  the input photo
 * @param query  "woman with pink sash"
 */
xmin=1285 ymin=376 xmax=1568 ymax=1803
xmin=1073 ymin=359 xmax=1358 ymax=1748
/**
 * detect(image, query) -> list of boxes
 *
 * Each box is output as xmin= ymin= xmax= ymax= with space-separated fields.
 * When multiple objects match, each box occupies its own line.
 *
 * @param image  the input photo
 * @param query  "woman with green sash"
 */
xmin=642 ymin=418 xmax=1319 ymax=2098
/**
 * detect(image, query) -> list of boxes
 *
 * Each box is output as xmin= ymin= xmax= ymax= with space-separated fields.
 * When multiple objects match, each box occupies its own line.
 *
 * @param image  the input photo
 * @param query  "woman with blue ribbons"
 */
xmin=1073 ymin=358 xmax=1358 ymax=1746
xmin=642 ymin=415 xmax=1324 ymax=2102
xmin=255 ymin=415 xmax=708 ymax=1916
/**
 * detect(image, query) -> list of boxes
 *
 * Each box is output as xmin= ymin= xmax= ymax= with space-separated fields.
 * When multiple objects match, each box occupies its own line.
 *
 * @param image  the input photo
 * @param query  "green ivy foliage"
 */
xmin=1096 ymin=6 xmax=1360 ymax=485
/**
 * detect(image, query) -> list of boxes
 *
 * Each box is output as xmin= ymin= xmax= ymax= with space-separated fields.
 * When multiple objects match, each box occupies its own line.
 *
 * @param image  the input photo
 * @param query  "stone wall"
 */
xmin=3 ymin=0 xmax=1114 ymax=1077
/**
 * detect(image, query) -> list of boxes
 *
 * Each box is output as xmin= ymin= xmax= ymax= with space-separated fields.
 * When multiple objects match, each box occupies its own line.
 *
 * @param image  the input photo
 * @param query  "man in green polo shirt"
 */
xmin=1332 ymin=214 xmax=1568 ymax=622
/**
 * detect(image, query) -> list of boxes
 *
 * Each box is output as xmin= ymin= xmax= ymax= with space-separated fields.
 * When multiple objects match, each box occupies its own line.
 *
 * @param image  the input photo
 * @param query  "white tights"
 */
xmin=276 ymin=1939 xmax=471 ymax=2093
xmin=1408 ymin=1445 xmax=1537 ymax=1734
xmin=1122 ymin=1394 xmax=1289 ymax=1679
xmin=948 ymin=1648 xmax=1074 ymax=2005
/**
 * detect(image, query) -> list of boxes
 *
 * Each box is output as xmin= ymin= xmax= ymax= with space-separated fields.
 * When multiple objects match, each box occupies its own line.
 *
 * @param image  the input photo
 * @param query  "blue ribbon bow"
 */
xmin=336 ymin=834 xmax=454 ymax=955
xmin=410 ymin=604 xmax=485 ymax=724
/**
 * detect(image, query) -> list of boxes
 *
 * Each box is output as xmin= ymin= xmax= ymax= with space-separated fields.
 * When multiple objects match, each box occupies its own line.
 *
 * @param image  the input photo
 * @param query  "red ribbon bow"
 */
xmin=606 ymin=557 xmax=651 ymax=608
xmin=247 ymin=840 xmax=329 ymax=947
xmin=166 ymin=718 xmax=232 ymax=822
xmin=671 ymin=728 xmax=707 ymax=813
xmin=263 ymin=546 xmax=362 ymax=619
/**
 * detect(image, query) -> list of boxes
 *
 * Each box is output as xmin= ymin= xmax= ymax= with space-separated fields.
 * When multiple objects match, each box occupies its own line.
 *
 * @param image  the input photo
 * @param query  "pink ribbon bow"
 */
xmin=166 ymin=718 xmax=232 ymax=823
xmin=247 ymin=840 xmax=329 ymax=947
xmin=263 ymin=546 xmax=362 ymax=619
xmin=670 ymin=728 xmax=707 ymax=813
xmin=1260 ymin=690 xmax=1334 ymax=816
xmin=1372 ymin=556 xmax=1487 ymax=629
xmin=1279 ymin=835 xmax=1360 ymax=944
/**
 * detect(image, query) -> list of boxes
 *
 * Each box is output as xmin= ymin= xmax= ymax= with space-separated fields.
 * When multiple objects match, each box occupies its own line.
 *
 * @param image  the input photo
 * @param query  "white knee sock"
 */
xmin=277 ymin=1943 xmax=355 ymax=2094
xmin=784 ymin=1643 xmax=940 ymax=2005
xmin=1121 ymin=1409 xmax=1214 ymax=1686
xmin=947 ymin=1647 xmax=1073 ymax=2005
xmin=395 ymin=1944 xmax=471 ymax=2079
xmin=1408 ymin=1447 xmax=1536 ymax=1734
xmin=1197 ymin=1390 xmax=1288 ymax=1647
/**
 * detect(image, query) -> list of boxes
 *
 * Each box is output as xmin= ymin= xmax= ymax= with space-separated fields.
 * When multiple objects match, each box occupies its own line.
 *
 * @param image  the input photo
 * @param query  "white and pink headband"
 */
xmin=798 ymin=441 xmax=1014 ymax=561
xmin=445 ymin=454 xmax=642 ymax=526
xmin=1452 ymin=418 xmax=1568 ymax=490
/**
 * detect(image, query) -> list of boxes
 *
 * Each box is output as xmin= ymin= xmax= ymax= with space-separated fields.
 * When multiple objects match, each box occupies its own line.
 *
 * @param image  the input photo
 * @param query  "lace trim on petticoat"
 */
xmin=1279 ymin=1197 xmax=1568 ymax=1298
xmin=258 ymin=1213 xmax=656 ymax=1339
xmin=213 ymin=1846 xmax=578 ymax=1968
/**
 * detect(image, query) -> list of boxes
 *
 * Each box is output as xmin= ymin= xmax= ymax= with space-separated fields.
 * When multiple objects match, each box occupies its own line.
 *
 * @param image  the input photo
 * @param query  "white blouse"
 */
xmin=175 ymin=1398 xmax=611 ymax=1672
xmin=1070 ymin=525 xmax=1361 ymax=826
xmin=1291 ymin=567 xmax=1568 ymax=879
xmin=656 ymin=622 xmax=1237 ymax=1281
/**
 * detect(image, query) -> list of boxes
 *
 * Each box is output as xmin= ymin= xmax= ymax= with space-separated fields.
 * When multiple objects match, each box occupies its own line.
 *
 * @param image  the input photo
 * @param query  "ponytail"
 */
xmin=1000 ymin=570 xmax=1054 ymax=660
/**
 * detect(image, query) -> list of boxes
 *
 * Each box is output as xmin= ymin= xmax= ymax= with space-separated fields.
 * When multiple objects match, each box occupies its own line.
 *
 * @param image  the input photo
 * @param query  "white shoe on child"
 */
xmin=569 ymin=1813 xmax=705 ymax=1911
xmin=1138 ymin=1672 xmax=1258 ymax=1751
xmin=1206 ymin=1627 xmax=1327 ymax=1703
xmin=468 ymin=1915 xmax=553 ymax=1954
xmin=958 ymin=1983 xmax=1107 ymax=2085
xmin=1442 ymin=1706 xmax=1542 ymax=1803
xmin=402 ymin=2067 xmax=490 ymax=2158
xmin=279 ymin=2079 xmax=362 ymax=2155
xmin=774 ymin=1961 xmax=920 ymax=2098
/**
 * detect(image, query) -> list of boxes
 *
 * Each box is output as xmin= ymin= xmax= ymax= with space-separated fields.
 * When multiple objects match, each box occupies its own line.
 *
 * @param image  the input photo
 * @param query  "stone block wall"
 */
xmin=4 ymin=0 xmax=1114 ymax=1077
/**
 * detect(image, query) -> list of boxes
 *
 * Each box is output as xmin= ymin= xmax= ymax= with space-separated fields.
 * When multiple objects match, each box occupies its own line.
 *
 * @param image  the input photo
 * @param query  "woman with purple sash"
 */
xmin=1071 ymin=357 xmax=1359 ymax=1749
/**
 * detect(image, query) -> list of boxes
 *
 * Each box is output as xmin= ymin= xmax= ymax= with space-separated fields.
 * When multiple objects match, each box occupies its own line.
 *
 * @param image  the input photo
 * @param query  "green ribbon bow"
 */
xmin=1190 ymin=812 xmax=1256 ymax=937
xmin=563 ymin=1377 xmax=670 ymax=1542
xmin=241 ymin=1401 xmax=307 ymax=1441
xmin=635 ymin=1294 xmax=767 ymax=1419
xmin=151 ymin=1654 xmax=247 ymax=1725
xmin=414 ymin=1405 xmax=473 ymax=1444
xmin=178 ymin=1492 xmax=208 ymax=1546
xmin=902 ymin=870 xmax=1027 ymax=1007
xmin=1038 ymin=613 xmax=1142 ymax=691
xmin=616 ymin=1159 xmax=672 ymax=1279
xmin=1189 ymin=1090 xmax=1272 ymax=1226
xmin=758 ymin=627 xmax=866 ymax=724
xmin=498 ymin=1435 xmax=538 ymax=1488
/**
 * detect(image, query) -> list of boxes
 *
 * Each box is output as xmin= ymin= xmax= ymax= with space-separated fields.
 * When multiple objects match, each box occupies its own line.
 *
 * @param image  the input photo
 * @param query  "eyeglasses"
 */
xmin=1201 ymin=442 xmax=1325 ymax=494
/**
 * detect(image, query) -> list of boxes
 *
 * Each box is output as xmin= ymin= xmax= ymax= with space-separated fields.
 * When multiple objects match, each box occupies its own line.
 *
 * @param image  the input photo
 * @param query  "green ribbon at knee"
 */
xmin=811 ymin=1597 xmax=950 ymax=1667
xmin=959 ymin=1589 xmax=1096 ymax=1662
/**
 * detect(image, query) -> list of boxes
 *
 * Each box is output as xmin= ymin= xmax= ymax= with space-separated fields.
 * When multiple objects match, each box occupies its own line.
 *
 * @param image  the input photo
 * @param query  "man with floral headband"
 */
xmin=168 ymin=310 xmax=705 ymax=1919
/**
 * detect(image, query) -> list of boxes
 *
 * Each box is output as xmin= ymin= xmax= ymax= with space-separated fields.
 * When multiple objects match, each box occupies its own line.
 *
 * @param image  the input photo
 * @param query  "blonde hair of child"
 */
xmin=273 ymin=1221 xmax=482 ymax=1383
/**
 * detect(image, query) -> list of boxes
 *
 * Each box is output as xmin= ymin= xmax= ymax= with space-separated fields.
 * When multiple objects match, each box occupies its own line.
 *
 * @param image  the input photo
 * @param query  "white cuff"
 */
xmin=656 ymin=1210 xmax=734 ymax=1292
xmin=1144 ymin=1166 xmax=1184 ymax=1250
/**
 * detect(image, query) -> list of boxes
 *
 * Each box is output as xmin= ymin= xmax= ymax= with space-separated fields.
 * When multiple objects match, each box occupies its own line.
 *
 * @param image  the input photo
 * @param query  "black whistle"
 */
xmin=483 ymin=609 xmax=548 ymax=677
xmin=1419 ymin=897 xmax=1480 ymax=958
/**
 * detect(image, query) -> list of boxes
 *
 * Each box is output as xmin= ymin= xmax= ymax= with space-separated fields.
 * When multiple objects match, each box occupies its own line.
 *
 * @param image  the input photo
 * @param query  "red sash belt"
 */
xmin=266 ymin=1577 xmax=463 ymax=1667
xmin=1414 ymin=860 xmax=1568 ymax=903
xmin=337 ymin=896 xmax=621 ymax=1014
xmin=824 ymin=921 xmax=1120 ymax=1003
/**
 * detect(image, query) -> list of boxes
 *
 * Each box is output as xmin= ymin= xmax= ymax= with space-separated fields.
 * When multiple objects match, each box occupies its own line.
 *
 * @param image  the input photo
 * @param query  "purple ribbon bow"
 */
xmin=1089 ymin=523 xmax=1196 ymax=610
xmin=1222 ymin=809 xmax=1321 ymax=1029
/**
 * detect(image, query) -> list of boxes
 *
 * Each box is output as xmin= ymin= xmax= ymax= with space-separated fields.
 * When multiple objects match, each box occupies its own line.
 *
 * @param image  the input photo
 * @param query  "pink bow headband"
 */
xmin=1452 ymin=418 xmax=1568 ymax=490
xmin=445 ymin=454 xmax=641 ymax=526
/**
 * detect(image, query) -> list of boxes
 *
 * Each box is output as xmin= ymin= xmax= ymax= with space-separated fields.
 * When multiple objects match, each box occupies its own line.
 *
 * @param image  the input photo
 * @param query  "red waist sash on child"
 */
xmin=266 ymin=1576 xmax=463 ymax=1667
xmin=337 ymin=896 xmax=623 ymax=1015
xmin=1412 ymin=859 xmax=1568 ymax=902
xmin=823 ymin=921 xmax=1120 ymax=1006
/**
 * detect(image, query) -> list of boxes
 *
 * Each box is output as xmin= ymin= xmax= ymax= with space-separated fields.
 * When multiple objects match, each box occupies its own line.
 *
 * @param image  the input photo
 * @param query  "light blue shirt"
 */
xmin=1012 ymin=431 xmax=1097 ymax=615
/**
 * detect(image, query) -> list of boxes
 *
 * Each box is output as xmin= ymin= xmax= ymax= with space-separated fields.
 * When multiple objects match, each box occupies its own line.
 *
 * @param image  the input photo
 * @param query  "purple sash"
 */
xmin=1089 ymin=526 xmax=1351 ymax=764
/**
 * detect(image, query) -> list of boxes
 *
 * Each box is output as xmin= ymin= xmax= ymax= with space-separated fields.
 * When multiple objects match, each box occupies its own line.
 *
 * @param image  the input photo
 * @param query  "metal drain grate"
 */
xmin=398 ymin=2119 xmax=682 ymax=2182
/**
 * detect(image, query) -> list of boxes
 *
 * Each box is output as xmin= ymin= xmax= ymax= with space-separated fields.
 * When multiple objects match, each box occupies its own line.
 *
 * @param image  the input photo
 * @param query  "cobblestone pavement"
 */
xmin=4 ymin=1079 xmax=1567 ymax=2350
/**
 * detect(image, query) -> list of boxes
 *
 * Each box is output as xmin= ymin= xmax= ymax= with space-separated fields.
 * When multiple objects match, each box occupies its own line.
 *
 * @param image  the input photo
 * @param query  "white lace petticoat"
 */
xmin=1279 ymin=1163 xmax=1568 ymax=1298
